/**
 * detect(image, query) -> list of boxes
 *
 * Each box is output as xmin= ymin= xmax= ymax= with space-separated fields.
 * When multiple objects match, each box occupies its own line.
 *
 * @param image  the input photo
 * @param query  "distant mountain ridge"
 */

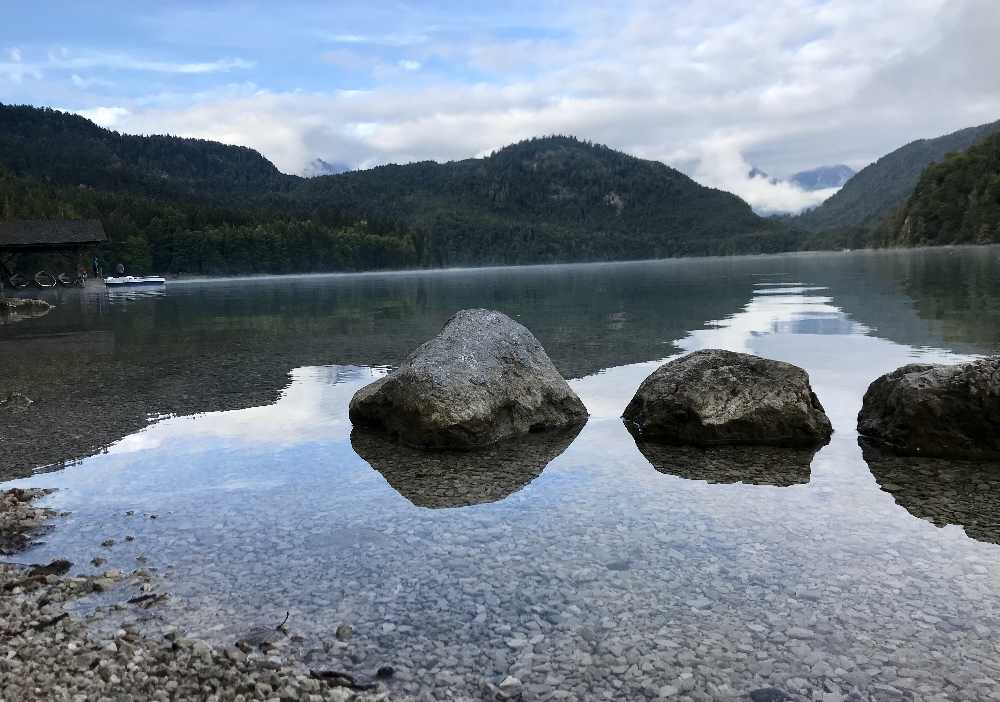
xmin=796 ymin=119 xmax=1000 ymax=231
xmin=303 ymin=158 xmax=352 ymax=177
xmin=0 ymin=104 xmax=794 ymax=275
xmin=748 ymin=166 xmax=777 ymax=184
xmin=747 ymin=164 xmax=854 ymax=194
xmin=790 ymin=165 xmax=855 ymax=191
xmin=3 ymin=101 xmax=1000 ymax=276
xmin=0 ymin=103 xmax=298 ymax=200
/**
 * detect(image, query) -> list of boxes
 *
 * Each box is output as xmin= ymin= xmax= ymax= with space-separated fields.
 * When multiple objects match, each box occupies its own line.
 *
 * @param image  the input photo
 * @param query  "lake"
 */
xmin=3 ymin=246 xmax=1000 ymax=700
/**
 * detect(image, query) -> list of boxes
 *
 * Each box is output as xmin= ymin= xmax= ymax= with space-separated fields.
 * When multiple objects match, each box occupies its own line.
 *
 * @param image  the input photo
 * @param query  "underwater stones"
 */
xmin=0 ymin=487 xmax=57 ymax=555
xmin=0 ymin=296 xmax=52 ymax=324
xmin=349 ymin=309 xmax=587 ymax=449
xmin=351 ymin=424 xmax=581 ymax=508
xmin=0 ymin=296 xmax=50 ymax=312
xmin=622 ymin=349 xmax=832 ymax=447
xmin=0 ymin=391 xmax=34 ymax=412
xmin=0 ymin=561 xmax=390 ymax=702
xmin=858 ymin=357 xmax=1000 ymax=460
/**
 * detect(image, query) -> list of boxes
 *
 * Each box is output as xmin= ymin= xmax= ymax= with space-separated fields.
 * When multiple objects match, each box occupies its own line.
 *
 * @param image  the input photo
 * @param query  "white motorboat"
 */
xmin=104 ymin=275 xmax=166 ymax=287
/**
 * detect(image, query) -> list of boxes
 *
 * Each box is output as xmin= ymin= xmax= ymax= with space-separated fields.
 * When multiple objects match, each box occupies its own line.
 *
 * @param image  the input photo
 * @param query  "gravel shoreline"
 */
xmin=0 ymin=488 xmax=393 ymax=702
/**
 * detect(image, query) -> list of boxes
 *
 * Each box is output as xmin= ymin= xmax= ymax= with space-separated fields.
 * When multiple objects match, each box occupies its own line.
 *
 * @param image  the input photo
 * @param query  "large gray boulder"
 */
xmin=349 ymin=309 xmax=588 ymax=449
xmin=622 ymin=349 xmax=832 ymax=447
xmin=858 ymin=358 xmax=1000 ymax=459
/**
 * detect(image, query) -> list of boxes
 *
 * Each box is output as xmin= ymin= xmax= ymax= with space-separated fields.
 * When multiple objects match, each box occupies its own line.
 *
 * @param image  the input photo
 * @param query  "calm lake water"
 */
xmin=4 ymin=247 xmax=1000 ymax=701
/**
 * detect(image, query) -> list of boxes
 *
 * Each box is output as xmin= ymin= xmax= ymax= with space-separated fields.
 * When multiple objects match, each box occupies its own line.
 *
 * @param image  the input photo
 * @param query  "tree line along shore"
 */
xmin=1 ymin=104 xmax=998 ymax=278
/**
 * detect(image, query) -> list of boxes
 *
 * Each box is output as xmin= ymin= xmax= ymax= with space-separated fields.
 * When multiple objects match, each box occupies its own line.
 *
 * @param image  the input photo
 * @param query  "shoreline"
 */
xmin=92 ymin=242 xmax=1000 ymax=286
xmin=0 ymin=488 xmax=392 ymax=701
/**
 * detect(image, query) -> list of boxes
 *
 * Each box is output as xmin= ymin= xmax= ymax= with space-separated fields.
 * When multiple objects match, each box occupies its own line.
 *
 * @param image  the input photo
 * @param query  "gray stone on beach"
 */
xmin=0 ymin=488 xmax=388 ymax=702
xmin=858 ymin=357 xmax=1000 ymax=459
xmin=622 ymin=349 xmax=832 ymax=447
xmin=349 ymin=309 xmax=588 ymax=449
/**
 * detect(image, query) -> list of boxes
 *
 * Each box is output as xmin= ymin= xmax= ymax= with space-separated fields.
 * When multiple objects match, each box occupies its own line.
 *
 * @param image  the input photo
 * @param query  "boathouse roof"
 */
xmin=0 ymin=219 xmax=107 ymax=251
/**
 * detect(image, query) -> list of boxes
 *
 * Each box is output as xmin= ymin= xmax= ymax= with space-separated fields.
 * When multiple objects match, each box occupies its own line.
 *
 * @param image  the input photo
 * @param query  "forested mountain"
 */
xmin=0 ymin=104 xmax=804 ymax=274
xmin=795 ymin=119 xmax=1000 ymax=231
xmin=295 ymin=136 xmax=790 ymax=264
xmin=0 ymin=104 xmax=298 ymax=201
xmin=5 ymin=102 xmax=996 ymax=277
xmin=0 ymin=164 xmax=415 ymax=274
xmin=0 ymin=104 xmax=412 ymax=274
xmin=880 ymin=130 xmax=1000 ymax=246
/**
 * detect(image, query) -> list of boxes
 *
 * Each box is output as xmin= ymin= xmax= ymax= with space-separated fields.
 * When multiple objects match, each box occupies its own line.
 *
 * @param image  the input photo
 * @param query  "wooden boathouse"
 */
xmin=0 ymin=219 xmax=107 ymax=284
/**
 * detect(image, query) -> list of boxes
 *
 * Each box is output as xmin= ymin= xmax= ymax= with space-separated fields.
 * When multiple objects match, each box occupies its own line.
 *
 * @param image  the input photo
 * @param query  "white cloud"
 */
xmin=50 ymin=52 xmax=254 ymax=74
xmin=325 ymin=34 xmax=369 ymax=44
xmin=71 ymin=73 xmax=115 ymax=89
xmin=317 ymin=31 xmax=429 ymax=47
xmin=53 ymin=0 xmax=1000 ymax=213
xmin=0 ymin=63 xmax=41 ymax=84
xmin=398 ymin=59 xmax=421 ymax=72
xmin=682 ymin=133 xmax=841 ymax=214
xmin=2 ymin=47 xmax=253 ymax=92
xmin=1 ymin=46 xmax=41 ymax=83
xmin=75 ymin=106 xmax=131 ymax=128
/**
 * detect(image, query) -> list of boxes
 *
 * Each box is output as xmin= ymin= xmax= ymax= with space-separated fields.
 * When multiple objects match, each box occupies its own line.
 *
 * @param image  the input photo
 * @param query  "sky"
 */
xmin=1 ymin=0 xmax=999 ymax=214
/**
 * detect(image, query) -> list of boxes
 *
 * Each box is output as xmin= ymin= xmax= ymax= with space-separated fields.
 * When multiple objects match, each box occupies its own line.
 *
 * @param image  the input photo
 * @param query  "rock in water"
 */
xmin=858 ymin=358 xmax=1000 ymax=459
xmin=349 ymin=309 xmax=588 ymax=449
xmin=0 ymin=297 xmax=52 ymax=325
xmin=622 ymin=349 xmax=832 ymax=447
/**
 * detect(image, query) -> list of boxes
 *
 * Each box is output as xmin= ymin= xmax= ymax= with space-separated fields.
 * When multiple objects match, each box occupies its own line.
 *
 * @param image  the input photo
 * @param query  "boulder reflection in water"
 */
xmin=861 ymin=438 xmax=1000 ymax=546
xmin=628 ymin=433 xmax=822 ymax=487
xmin=350 ymin=424 xmax=582 ymax=509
